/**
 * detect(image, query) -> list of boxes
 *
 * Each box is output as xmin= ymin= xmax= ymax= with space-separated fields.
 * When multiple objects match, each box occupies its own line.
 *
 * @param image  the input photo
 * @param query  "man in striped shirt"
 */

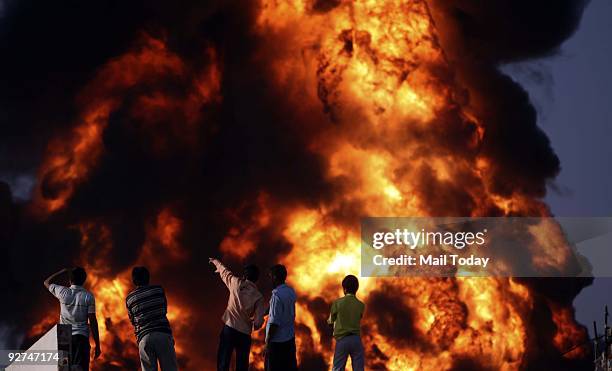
xmin=126 ymin=266 xmax=178 ymax=371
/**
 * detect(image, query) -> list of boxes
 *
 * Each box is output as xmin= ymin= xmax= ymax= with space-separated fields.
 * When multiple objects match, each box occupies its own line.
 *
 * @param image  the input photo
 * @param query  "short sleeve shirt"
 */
xmin=48 ymin=284 xmax=95 ymax=337
xmin=327 ymin=294 xmax=365 ymax=339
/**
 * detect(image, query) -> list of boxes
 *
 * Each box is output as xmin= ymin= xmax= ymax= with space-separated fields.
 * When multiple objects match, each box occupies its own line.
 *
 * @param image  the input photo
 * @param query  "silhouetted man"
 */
xmin=265 ymin=264 xmax=297 ymax=371
xmin=126 ymin=266 xmax=179 ymax=371
xmin=328 ymin=275 xmax=365 ymax=371
xmin=210 ymin=258 xmax=266 ymax=371
xmin=44 ymin=267 xmax=101 ymax=371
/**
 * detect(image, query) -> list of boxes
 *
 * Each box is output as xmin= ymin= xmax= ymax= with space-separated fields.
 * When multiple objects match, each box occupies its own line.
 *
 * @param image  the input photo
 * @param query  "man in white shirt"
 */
xmin=44 ymin=267 xmax=101 ymax=371
xmin=209 ymin=258 xmax=266 ymax=371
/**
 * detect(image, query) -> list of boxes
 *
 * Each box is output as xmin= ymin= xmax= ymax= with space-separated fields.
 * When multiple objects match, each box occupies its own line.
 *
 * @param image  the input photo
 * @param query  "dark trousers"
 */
xmin=265 ymin=338 xmax=297 ymax=371
xmin=71 ymin=334 xmax=90 ymax=371
xmin=217 ymin=325 xmax=252 ymax=371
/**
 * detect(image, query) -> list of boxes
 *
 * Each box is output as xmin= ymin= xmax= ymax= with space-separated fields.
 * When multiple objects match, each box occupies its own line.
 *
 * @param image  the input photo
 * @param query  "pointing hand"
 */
xmin=209 ymin=258 xmax=220 ymax=272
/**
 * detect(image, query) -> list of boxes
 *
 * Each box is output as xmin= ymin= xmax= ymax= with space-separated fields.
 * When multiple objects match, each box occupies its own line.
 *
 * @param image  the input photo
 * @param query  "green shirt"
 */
xmin=327 ymin=294 xmax=365 ymax=339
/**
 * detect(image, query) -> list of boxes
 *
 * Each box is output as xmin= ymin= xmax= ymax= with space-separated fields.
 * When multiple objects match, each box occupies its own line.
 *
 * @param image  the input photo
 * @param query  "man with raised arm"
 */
xmin=209 ymin=258 xmax=266 ymax=371
xmin=44 ymin=267 xmax=101 ymax=371
xmin=265 ymin=264 xmax=297 ymax=371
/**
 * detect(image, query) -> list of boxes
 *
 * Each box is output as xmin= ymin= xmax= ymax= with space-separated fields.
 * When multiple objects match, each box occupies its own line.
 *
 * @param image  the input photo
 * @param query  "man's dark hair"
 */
xmin=244 ymin=264 xmax=259 ymax=282
xmin=342 ymin=275 xmax=359 ymax=294
xmin=132 ymin=266 xmax=150 ymax=286
xmin=270 ymin=264 xmax=287 ymax=283
xmin=69 ymin=267 xmax=87 ymax=286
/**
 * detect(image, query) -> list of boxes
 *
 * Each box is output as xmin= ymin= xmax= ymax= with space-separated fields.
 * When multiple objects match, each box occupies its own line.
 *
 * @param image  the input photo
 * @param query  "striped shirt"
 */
xmin=126 ymin=285 xmax=173 ymax=343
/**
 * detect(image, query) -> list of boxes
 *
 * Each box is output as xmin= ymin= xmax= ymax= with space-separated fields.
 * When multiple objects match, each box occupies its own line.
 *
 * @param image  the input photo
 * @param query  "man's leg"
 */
xmin=268 ymin=339 xmax=297 ymax=371
xmin=217 ymin=325 xmax=234 ymax=371
xmin=71 ymin=334 xmax=90 ymax=371
xmin=152 ymin=332 xmax=179 ymax=371
xmin=287 ymin=338 xmax=297 ymax=371
xmin=139 ymin=333 xmax=159 ymax=371
xmin=348 ymin=336 xmax=364 ymax=371
xmin=265 ymin=341 xmax=283 ymax=371
xmin=265 ymin=342 xmax=276 ymax=371
xmin=332 ymin=337 xmax=350 ymax=371
xmin=234 ymin=330 xmax=251 ymax=371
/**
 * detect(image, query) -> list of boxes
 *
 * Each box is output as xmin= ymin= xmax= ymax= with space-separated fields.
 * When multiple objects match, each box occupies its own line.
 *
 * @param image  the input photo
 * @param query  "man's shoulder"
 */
xmin=76 ymin=287 xmax=95 ymax=300
xmin=149 ymin=285 xmax=164 ymax=292
xmin=272 ymin=283 xmax=295 ymax=294
xmin=48 ymin=283 xmax=67 ymax=291
xmin=351 ymin=295 xmax=365 ymax=307
xmin=48 ymin=283 xmax=69 ymax=297
xmin=357 ymin=297 xmax=365 ymax=309
xmin=252 ymin=284 xmax=264 ymax=299
xmin=67 ymin=286 xmax=94 ymax=304
xmin=334 ymin=296 xmax=350 ymax=308
xmin=127 ymin=285 xmax=164 ymax=299
xmin=275 ymin=284 xmax=296 ymax=298
xmin=134 ymin=284 xmax=163 ymax=292
xmin=239 ymin=280 xmax=263 ymax=297
xmin=283 ymin=284 xmax=296 ymax=295
xmin=337 ymin=295 xmax=364 ymax=307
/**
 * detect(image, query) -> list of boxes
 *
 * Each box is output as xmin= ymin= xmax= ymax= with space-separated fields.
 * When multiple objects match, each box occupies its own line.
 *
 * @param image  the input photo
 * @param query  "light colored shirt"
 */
xmin=328 ymin=294 xmax=365 ymax=339
xmin=266 ymin=283 xmax=296 ymax=343
xmin=48 ymin=284 xmax=95 ymax=337
xmin=211 ymin=259 xmax=266 ymax=335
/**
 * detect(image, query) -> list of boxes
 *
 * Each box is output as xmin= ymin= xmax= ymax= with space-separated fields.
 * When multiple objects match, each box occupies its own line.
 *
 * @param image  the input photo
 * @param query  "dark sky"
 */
xmin=505 ymin=0 xmax=612 ymax=336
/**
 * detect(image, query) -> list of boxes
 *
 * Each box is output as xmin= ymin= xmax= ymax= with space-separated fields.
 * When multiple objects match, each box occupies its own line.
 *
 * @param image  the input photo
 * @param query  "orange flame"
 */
xmin=29 ymin=0 xmax=589 ymax=370
xmin=32 ymin=207 xmax=192 ymax=369
xmin=82 ymin=208 xmax=191 ymax=369
xmin=33 ymin=35 xmax=219 ymax=215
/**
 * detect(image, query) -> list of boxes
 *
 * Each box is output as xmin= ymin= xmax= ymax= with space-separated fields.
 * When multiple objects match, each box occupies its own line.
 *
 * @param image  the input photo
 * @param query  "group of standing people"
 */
xmin=210 ymin=258 xmax=366 ymax=371
xmin=43 ymin=259 xmax=366 ymax=371
xmin=44 ymin=266 xmax=179 ymax=371
xmin=210 ymin=259 xmax=299 ymax=371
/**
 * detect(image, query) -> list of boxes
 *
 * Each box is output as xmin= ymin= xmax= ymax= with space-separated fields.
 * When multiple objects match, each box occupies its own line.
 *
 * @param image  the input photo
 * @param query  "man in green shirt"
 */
xmin=327 ymin=275 xmax=365 ymax=371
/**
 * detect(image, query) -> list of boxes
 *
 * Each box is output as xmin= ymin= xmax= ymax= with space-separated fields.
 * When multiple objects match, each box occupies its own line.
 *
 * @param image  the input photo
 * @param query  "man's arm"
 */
xmin=162 ymin=288 xmax=169 ymax=315
xmin=209 ymin=258 xmax=238 ymax=289
xmin=266 ymin=324 xmax=279 ymax=345
xmin=327 ymin=301 xmax=337 ymax=334
xmin=126 ymin=299 xmax=135 ymax=326
xmin=43 ymin=268 xmax=68 ymax=289
xmin=265 ymin=293 xmax=282 ymax=346
xmin=88 ymin=314 xmax=101 ymax=359
xmin=253 ymin=297 xmax=267 ymax=331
